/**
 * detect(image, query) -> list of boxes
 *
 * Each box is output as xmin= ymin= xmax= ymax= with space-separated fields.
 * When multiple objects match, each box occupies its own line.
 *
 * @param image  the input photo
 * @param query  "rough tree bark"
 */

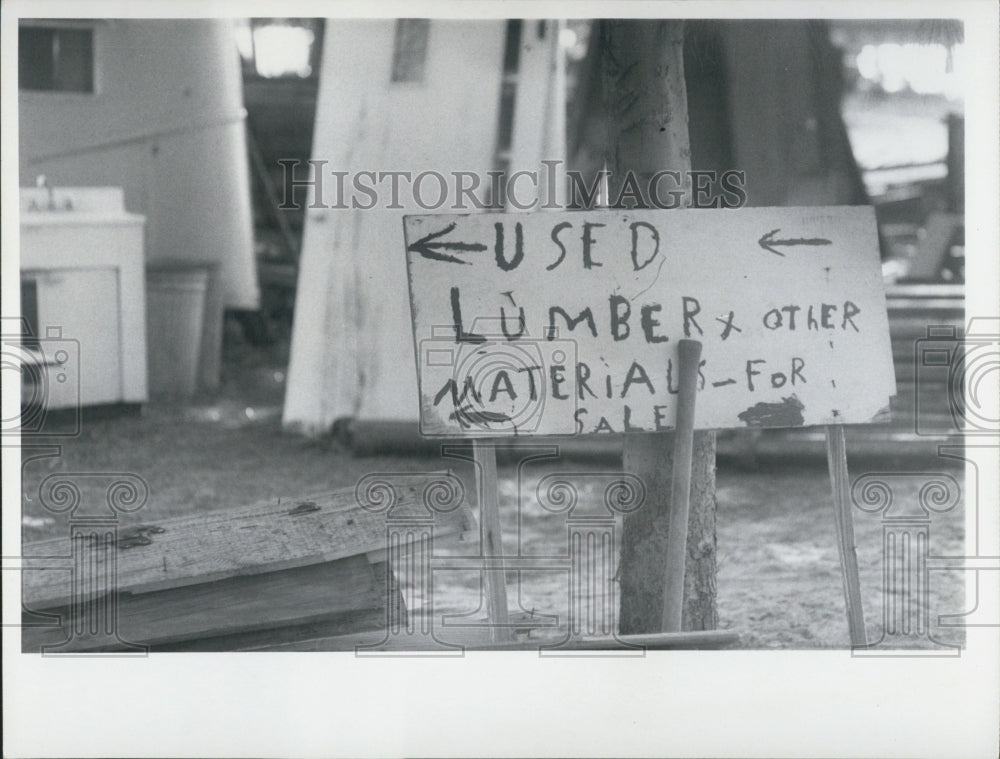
xmin=599 ymin=20 xmax=719 ymax=633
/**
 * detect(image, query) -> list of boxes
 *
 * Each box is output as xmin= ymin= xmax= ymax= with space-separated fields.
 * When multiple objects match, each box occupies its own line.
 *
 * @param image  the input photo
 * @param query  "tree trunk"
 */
xmin=599 ymin=19 xmax=719 ymax=633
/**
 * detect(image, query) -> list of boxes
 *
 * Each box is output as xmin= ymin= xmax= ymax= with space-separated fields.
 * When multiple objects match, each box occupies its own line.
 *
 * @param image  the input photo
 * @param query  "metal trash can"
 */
xmin=145 ymin=262 xmax=211 ymax=400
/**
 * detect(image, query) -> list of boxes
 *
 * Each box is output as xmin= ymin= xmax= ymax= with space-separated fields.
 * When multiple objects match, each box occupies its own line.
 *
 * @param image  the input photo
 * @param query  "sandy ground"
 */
xmin=19 ymin=328 xmax=966 ymax=650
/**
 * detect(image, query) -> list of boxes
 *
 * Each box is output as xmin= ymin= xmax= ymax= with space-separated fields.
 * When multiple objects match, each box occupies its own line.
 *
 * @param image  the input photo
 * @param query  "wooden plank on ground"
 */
xmin=21 ymin=556 xmax=397 ymax=653
xmin=22 ymin=474 xmax=475 ymax=609
xmin=253 ymin=626 xmax=740 ymax=652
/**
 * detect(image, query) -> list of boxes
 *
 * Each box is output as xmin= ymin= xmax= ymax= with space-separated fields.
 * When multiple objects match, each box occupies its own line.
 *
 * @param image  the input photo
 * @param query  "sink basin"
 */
xmin=19 ymin=185 xmax=148 ymax=408
xmin=20 ymin=186 xmax=144 ymax=226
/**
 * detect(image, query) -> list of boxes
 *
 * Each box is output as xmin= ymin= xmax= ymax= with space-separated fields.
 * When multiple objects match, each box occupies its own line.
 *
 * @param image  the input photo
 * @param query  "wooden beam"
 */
xmin=599 ymin=19 xmax=719 ymax=633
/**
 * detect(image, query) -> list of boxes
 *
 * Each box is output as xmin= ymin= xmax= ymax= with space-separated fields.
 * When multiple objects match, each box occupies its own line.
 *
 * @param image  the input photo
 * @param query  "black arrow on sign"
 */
xmin=407 ymin=222 xmax=487 ymax=264
xmin=758 ymin=228 xmax=832 ymax=257
xmin=449 ymin=405 xmax=512 ymax=429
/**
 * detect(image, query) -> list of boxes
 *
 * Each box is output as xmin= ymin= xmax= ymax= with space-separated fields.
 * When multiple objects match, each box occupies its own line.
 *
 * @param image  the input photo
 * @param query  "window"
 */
xmin=236 ymin=19 xmax=323 ymax=79
xmin=19 ymin=24 xmax=94 ymax=93
xmin=391 ymin=19 xmax=430 ymax=83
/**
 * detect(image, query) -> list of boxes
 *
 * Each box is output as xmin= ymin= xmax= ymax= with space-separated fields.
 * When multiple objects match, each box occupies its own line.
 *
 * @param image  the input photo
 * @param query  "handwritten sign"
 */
xmin=404 ymin=207 xmax=895 ymax=436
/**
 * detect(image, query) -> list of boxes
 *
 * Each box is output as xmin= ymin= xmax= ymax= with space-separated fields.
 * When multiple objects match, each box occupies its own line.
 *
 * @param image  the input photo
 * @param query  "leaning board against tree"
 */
xmin=404 ymin=207 xmax=895 ymax=436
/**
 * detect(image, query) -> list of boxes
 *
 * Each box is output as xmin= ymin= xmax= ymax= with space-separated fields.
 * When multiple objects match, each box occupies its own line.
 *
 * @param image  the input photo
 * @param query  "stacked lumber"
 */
xmin=21 ymin=475 xmax=475 ymax=652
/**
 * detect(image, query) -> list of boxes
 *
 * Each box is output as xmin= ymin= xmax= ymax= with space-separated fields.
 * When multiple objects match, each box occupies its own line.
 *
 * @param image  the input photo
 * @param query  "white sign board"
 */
xmin=404 ymin=207 xmax=895 ymax=436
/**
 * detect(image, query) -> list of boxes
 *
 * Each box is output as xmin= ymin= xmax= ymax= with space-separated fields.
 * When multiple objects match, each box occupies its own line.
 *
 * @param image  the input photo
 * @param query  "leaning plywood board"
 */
xmin=22 ymin=473 xmax=474 ymax=610
xmin=405 ymin=207 xmax=895 ymax=436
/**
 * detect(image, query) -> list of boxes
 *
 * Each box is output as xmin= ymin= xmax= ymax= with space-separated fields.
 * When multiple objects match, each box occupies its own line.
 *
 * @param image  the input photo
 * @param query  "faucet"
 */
xmin=31 ymin=175 xmax=73 ymax=212
xmin=35 ymin=174 xmax=55 ymax=210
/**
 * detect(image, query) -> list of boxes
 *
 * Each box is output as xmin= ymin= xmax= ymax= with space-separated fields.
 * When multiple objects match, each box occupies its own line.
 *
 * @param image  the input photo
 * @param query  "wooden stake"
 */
xmin=825 ymin=424 xmax=868 ymax=648
xmin=473 ymin=439 xmax=511 ymax=643
xmin=662 ymin=339 xmax=703 ymax=632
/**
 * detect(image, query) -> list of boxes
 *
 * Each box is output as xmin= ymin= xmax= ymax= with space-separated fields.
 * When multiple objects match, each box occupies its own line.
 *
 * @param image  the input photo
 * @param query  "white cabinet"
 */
xmin=20 ymin=187 xmax=147 ymax=409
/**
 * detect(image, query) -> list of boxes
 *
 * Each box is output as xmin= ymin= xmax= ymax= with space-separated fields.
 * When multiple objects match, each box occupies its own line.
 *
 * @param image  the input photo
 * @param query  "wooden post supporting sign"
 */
xmin=472 ymin=439 xmax=512 ymax=643
xmin=825 ymin=424 xmax=868 ymax=647
xmin=661 ymin=339 xmax=703 ymax=632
